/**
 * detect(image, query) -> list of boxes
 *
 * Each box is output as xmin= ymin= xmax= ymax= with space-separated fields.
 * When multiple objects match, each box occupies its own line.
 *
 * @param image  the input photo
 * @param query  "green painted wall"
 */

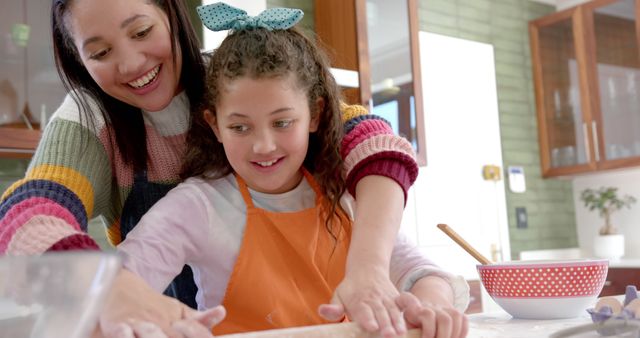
xmin=418 ymin=0 xmax=578 ymax=257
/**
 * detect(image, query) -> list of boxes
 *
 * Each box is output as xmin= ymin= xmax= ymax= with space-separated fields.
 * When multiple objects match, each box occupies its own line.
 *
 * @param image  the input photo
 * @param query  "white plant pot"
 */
xmin=593 ymin=234 xmax=625 ymax=259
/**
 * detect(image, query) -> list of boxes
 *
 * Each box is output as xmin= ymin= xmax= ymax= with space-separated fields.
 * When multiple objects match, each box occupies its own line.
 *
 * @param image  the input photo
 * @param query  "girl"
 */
xmin=1 ymin=0 xmax=420 ymax=335
xmin=118 ymin=3 xmax=469 ymax=338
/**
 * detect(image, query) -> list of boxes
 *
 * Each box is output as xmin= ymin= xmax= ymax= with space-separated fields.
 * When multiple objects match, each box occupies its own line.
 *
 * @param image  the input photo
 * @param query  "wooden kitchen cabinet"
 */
xmin=529 ymin=0 xmax=640 ymax=177
xmin=0 ymin=126 xmax=41 ymax=159
xmin=314 ymin=0 xmax=427 ymax=165
xmin=599 ymin=267 xmax=640 ymax=296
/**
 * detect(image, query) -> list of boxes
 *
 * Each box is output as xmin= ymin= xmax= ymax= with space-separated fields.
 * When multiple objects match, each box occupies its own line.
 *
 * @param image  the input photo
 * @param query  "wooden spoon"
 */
xmin=217 ymin=322 xmax=421 ymax=338
xmin=437 ymin=223 xmax=493 ymax=265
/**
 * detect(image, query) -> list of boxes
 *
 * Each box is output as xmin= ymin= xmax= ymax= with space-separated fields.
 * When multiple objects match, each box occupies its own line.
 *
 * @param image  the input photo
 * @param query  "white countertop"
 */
xmin=468 ymin=295 xmax=631 ymax=338
xmin=468 ymin=311 xmax=598 ymax=338
xmin=608 ymin=258 xmax=640 ymax=268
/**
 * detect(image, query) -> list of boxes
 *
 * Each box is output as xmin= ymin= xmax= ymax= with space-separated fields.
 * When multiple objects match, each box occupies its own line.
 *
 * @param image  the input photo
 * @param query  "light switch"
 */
xmin=516 ymin=207 xmax=527 ymax=229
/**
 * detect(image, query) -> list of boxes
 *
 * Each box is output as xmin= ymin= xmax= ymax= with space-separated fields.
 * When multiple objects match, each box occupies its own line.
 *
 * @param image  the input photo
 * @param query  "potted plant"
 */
xmin=580 ymin=187 xmax=636 ymax=259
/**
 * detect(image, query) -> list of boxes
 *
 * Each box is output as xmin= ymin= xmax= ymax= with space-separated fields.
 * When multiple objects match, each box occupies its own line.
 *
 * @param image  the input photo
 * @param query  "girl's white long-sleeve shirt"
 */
xmin=118 ymin=173 xmax=470 ymax=311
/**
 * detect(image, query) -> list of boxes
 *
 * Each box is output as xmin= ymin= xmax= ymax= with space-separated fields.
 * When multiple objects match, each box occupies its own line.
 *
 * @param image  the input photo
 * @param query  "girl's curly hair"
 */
xmin=181 ymin=26 xmax=346 ymax=230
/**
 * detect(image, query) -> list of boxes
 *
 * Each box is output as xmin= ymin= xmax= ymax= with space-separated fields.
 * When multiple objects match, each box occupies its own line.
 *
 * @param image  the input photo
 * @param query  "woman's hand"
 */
xmin=318 ymin=267 xmax=406 ymax=338
xmin=96 ymin=269 xmax=225 ymax=338
xmin=319 ymin=175 xmax=408 ymax=337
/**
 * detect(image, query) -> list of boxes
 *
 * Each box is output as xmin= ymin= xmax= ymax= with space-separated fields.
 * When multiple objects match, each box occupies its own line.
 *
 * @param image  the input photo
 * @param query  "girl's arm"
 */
xmin=117 ymin=182 xmax=209 ymax=292
xmin=106 ymin=182 xmax=214 ymax=337
xmin=390 ymin=234 xmax=470 ymax=338
xmin=398 ymin=276 xmax=469 ymax=338
xmin=97 ymin=269 xmax=224 ymax=338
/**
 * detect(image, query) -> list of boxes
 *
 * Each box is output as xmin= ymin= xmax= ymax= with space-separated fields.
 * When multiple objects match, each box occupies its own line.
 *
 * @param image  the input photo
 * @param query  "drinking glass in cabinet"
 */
xmin=552 ymin=145 xmax=578 ymax=167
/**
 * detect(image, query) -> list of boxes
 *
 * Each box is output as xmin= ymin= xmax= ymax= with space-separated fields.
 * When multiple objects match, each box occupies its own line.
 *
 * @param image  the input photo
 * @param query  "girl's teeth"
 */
xmin=128 ymin=66 xmax=159 ymax=88
xmin=257 ymin=160 xmax=277 ymax=167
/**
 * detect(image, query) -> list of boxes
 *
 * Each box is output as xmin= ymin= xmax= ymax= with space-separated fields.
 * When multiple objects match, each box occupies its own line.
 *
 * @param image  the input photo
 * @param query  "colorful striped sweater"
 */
xmin=0 ymin=92 xmax=418 ymax=255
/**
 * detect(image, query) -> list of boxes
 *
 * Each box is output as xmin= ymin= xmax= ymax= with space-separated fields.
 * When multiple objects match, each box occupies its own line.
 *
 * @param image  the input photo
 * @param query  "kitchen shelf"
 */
xmin=0 ymin=125 xmax=41 ymax=158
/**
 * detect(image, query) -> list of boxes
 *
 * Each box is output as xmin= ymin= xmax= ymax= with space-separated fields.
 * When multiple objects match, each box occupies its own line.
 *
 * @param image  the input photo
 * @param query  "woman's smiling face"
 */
xmin=66 ymin=0 xmax=182 ymax=112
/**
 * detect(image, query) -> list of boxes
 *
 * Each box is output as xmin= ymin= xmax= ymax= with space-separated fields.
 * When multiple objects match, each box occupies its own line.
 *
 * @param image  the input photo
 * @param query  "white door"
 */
xmin=401 ymin=32 xmax=511 ymax=282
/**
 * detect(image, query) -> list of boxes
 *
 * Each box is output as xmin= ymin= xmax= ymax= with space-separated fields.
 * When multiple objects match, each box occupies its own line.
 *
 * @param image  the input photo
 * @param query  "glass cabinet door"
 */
xmin=535 ymin=14 xmax=591 ymax=170
xmin=0 ymin=1 xmax=26 ymax=126
xmin=365 ymin=0 xmax=426 ymax=165
xmin=366 ymin=0 xmax=415 ymax=144
xmin=25 ymin=0 xmax=67 ymax=124
xmin=0 ymin=0 xmax=66 ymax=157
xmin=588 ymin=0 xmax=640 ymax=162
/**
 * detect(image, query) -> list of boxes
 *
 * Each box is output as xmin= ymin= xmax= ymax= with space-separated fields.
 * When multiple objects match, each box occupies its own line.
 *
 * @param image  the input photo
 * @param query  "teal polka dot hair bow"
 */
xmin=196 ymin=2 xmax=304 ymax=32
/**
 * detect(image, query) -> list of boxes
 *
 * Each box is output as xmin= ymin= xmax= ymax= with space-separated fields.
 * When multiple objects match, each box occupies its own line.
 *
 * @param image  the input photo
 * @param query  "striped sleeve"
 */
xmin=0 ymin=94 xmax=113 ymax=254
xmin=340 ymin=103 xmax=418 ymax=203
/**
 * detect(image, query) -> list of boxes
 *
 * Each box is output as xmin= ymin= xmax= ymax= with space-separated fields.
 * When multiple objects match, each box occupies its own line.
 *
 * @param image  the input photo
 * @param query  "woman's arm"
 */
xmin=349 ymin=175 xmax=405 ymax=273
xmin=0 ymin=94 xmax=113 ymax=254
xmin=320 ymin=176 xmax=408 ymax=337
xmin=340 ymin=104 xmax=418 ymax=202
xmin=339 ymin=104 xmax=418 ymax=288
xmin=320 ymin=104 xmax=419 ymax=337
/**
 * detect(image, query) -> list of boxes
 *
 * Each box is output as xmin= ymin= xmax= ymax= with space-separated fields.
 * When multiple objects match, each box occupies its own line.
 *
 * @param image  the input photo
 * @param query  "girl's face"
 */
xmin=67 ymin=0 xmax=182 ymax=112
xmin=205 ymin=76 xmax=319 ymax=194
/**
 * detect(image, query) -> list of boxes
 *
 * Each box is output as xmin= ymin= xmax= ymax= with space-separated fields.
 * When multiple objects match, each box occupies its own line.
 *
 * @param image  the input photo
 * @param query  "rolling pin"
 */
xmin=217 ymin=322 xmax=421 ymax=338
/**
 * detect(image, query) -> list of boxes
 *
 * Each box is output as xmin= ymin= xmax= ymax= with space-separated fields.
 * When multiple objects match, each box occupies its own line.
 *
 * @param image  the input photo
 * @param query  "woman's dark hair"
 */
xmin=51 ymin=0 xmax=206 ymax=171
xmin=181 ymin=27 xmax=346 ymax=228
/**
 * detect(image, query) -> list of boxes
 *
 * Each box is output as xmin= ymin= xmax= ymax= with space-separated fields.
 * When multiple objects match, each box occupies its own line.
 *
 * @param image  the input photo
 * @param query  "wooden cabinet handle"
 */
xmin=591 ymin=121 xmax=600 ymax=161
xmin=604 ymin=280 xmax=612 ymax=286
xmin=582 ymin=122 xmax=591 ymax=163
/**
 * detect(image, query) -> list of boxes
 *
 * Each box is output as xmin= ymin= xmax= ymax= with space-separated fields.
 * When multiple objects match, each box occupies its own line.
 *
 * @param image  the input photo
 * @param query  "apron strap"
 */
xmin=301 ymin=168 xmax=323 ymax=203
xmin=234 ymin=174 xmax=255 ymax=208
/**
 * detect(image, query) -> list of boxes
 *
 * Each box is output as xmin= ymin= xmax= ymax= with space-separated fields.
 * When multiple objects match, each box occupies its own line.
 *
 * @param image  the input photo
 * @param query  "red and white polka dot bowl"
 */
xmin=477 ymin=259 xmax=609 ymax=319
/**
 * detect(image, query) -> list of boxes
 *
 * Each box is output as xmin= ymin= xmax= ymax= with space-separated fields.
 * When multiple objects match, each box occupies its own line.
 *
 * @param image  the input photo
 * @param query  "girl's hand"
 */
xmin=318 ymin=268 xmax=406 ymax=338
xmin=97 ymin=269 xmax=225 ymax=338
xmin=395 ymin=292 xmax=468 ymax=338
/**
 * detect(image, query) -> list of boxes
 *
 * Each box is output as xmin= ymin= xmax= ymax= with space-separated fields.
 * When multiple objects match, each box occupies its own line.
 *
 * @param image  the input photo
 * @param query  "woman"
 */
xmin=0 ymin=0 xmax=422 ymax=336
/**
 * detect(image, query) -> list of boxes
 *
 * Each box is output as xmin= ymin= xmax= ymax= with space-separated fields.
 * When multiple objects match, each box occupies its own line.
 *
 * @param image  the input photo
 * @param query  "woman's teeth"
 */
xmin=128 ymin=66 xmax=160 ymax=88
xmin=257 ymin=159 xmax=278 ymax=167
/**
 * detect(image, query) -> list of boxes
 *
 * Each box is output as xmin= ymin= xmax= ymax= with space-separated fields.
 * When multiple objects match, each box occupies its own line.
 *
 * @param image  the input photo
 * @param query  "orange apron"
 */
xmin=213 ymin=170 xmax=351 ymax=335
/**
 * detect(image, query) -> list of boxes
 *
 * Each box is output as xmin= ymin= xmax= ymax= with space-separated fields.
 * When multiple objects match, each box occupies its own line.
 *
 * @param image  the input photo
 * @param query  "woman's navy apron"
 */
xmin=120 ymin=169 xmax=198 ymax=309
